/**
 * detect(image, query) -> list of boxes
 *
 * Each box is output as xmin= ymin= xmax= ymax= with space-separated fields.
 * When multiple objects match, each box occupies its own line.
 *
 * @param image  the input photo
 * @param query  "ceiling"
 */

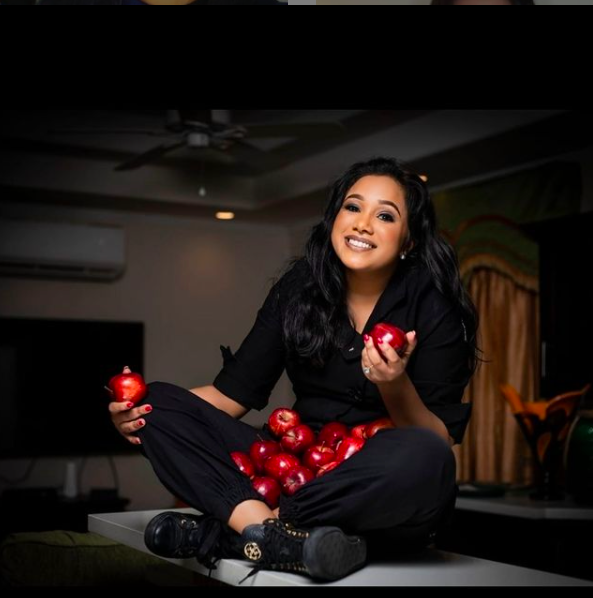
xmin=1 ymin=109 xmax=592 ymax=227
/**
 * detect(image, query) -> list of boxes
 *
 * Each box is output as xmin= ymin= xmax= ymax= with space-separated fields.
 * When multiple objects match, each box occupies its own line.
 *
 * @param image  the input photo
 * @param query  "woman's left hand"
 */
xmin=362 ymin=330 xmax=417 ymax=384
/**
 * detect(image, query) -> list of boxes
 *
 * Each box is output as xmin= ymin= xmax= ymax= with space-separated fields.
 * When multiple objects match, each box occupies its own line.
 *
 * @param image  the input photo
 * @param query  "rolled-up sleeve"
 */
xmin=212 ymin=280 xmax=286 ymax=411
xmin=410 ymin=304 xmax=473 ymax=445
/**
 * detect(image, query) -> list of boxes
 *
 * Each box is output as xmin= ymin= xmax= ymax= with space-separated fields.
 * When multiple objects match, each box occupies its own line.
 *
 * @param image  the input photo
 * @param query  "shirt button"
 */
xmin=348 ymin=388 xmax=363 ymax=402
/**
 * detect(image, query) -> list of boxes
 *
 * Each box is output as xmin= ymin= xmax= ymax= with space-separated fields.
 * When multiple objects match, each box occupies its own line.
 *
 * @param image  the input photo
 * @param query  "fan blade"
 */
xmin=114 ymin=139 xmax=186 ymax=171
xmin=241 ymin=121 xmax=345 ymax=139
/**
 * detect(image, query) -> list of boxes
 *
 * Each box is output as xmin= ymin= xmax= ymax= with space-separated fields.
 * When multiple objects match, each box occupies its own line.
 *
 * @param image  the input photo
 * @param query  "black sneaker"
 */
xmin=144 ymin=511 xmax=241 ymax=569
xmin=240 ymin=518 xmax=366 ymax=582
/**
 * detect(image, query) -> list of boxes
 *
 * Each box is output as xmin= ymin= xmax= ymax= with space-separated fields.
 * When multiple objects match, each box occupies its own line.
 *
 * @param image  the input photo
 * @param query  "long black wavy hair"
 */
xmin=278 ymin=157 xmax=481 ymax=375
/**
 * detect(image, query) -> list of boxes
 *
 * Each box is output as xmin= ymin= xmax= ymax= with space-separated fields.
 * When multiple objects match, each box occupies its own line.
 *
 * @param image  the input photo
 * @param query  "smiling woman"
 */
xmin=293 ymin=157 xmax=480 ymax=375
xmin=106 ymin=156 xmax=480 ymax=583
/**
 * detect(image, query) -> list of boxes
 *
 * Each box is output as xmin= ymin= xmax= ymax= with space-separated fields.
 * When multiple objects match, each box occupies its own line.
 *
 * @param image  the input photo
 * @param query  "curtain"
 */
xmin=454 ymin=266 xmax=538 ymax=485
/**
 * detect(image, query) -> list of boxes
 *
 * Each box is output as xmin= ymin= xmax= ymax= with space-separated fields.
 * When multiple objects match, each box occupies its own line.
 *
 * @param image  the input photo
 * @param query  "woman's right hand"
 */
xmin=107 ymin=366 xmax=152 ymax=445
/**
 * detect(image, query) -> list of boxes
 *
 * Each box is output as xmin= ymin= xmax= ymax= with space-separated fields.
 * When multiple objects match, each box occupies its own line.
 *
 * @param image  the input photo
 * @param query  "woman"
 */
xmin=108 ymin=157 xmax=480 ymax=582
xmin=431 ymin=0 xmax=534 ymax=5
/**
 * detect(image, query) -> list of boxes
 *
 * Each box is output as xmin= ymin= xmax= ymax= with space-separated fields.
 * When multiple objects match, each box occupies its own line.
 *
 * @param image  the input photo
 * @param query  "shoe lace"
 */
xmin=187 ymin=515 xmax=226 ymax=574
xmin=239 ymin=519 xmax=309 ymax=584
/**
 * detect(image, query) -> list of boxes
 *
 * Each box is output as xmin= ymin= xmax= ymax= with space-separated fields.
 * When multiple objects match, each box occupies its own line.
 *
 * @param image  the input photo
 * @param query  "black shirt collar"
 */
xmin=340 ymin=264 xmax=411 ymax=362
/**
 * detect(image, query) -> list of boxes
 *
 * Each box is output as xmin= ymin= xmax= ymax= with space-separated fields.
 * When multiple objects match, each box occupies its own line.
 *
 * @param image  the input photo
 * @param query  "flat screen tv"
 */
xmin=0 ymin=317 xmax=144 ymax=457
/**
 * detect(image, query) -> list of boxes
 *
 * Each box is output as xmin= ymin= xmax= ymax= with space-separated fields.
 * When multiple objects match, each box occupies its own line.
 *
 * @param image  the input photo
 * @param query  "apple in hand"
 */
xmin=335 ymin=436 xmax=365 ymax=462
xmin=369 ymin=323 xmax=408 ymax=357
xmin=365 ymin=417 xmax=395 ymax=438
xmin=280 ymin=465 xmax=314 ymax=496
xmin=268 ymin=408 xmax=301 ymax=438
xmin=302 ymin=444 xmax=336 ymax=474
xmin=280 ymin=424 xmax=316 ymax=455
xmin=230 ymin=452 xmax=255 ymax=479
xmin=263 ymin=452 xmax=301 ymax=481
xmin=107 ymin=368 xmax=147 ymax=404
xmin=316 ymin=461 xmax=340 ymax=478
xmin=249 ymin=440 xmax=281 ymax=474
xmin=252 ymin=476 xmax=281 ymax=509
xmin=317 ymin=422 xmax=349 ymax=449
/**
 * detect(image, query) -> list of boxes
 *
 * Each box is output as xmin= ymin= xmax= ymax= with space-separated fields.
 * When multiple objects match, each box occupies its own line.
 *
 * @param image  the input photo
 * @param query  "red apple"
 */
xmin=351 ymin=424 xmax=368 ymax=440
xmin=280 ymin=465 xmax=314 ymax=496
xmin=369 ymin=323 xmax=408 ymax=357
xmin=365 ymin=417 xmax=395 ymax=438
xmin=252 ymin=476 xmax=281 ymax=509
xmin=280 ymin=424 xmax=316 ymax=455
xmin=268 ymin=408 xmax=301 ymax=438
xmin=230 ymin=451 xmax=255 ymax=479
xmin=335 ymin=436 xmax=365 ymax=462
xmin=263 ymin=452 xmax=301 ymax=481
xmin=317 ymin=422 xmax=349 ymax=449
xmin=108 ymin=370 xmax=147 ymax=404
xmin=302 ymin=444 xmax=336 ymax=474
xmin=316 ymin=461 xmax=340 ymax=478
xmin=249 ymin=440 xmax=281 ymax=474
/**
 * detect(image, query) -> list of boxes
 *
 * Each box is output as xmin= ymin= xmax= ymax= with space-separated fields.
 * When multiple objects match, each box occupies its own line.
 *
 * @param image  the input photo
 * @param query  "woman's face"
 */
xmin=331 ymin=175 xmax=411 ymax=276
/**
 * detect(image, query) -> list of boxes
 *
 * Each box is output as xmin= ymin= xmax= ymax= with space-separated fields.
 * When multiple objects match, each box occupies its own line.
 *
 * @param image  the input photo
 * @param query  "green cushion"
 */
xmin=0 ymin=530 xmax=164 ymax=586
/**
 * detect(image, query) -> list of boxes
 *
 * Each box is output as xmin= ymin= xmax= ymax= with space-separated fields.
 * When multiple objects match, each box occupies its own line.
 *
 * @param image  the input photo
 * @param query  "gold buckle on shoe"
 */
xmin=244 ymin=542 xmax=262 ymax=561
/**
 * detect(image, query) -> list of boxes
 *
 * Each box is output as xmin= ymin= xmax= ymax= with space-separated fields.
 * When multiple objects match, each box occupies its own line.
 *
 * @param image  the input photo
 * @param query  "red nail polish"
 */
xmin=126 ymin=402 xmax=134 ymax=408
xmin=144 ymin=405 xmax=152 ymax=413
xmin=363 ymin=334 xmax=369 ymax=342
xmin=137 ymin=419 xmax=144 ymax=427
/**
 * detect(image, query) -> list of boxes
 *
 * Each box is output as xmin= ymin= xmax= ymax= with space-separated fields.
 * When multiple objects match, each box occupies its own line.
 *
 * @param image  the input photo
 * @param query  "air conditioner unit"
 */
xmin=0 ymin=218 xmax=126 ymax=281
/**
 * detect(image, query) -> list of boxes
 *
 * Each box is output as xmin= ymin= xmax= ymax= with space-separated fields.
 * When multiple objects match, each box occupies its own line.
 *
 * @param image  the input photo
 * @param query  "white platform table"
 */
xmin=88 ymin=508 xmax=592 ymax=586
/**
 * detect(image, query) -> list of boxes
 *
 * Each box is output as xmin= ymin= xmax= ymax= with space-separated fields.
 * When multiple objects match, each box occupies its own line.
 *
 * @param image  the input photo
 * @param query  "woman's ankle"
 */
xmin=228 ymin=499 xmax=277 ymax=534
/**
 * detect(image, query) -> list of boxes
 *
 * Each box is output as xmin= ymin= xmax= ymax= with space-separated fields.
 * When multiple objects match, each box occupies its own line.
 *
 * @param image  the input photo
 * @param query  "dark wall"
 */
xmin=523 ymin=212 xmax=593 ymax=402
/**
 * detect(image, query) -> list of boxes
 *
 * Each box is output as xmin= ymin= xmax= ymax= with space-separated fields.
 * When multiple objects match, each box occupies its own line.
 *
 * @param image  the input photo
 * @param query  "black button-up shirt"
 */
xmin=213 ymin=260 xmax=473 ymax=445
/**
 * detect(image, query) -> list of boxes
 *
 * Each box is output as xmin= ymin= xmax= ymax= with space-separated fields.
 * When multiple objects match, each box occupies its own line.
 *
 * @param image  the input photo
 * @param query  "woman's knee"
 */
xmin=145 ymin=381 xmax=208 ymax=411
xmin=144 ymin=381 xmax=173 ymax=408
xmin=379 ymin=426 xmax=455 ymax=481
xmin=407 ymin=427 xmax=454 ymax=471
xmin=140 ymin=382 xmax=213 ymax=437
xmin=409 ymin=426 xmax=451 ymax=456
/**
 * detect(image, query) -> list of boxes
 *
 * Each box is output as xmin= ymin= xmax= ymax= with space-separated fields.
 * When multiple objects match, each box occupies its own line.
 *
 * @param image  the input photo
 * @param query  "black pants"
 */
xmin=137 ymin=382 xmax=457 ymax=556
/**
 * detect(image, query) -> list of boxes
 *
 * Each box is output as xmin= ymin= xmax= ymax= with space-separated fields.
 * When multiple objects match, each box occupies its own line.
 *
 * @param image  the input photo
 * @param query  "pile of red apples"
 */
xmin=231 ymin=408 xmax=394 ymax=509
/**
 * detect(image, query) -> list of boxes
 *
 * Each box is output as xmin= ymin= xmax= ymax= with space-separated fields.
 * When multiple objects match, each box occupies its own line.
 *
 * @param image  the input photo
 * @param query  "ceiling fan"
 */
xmin=50 ymin=109 xmax=346 ymax=172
